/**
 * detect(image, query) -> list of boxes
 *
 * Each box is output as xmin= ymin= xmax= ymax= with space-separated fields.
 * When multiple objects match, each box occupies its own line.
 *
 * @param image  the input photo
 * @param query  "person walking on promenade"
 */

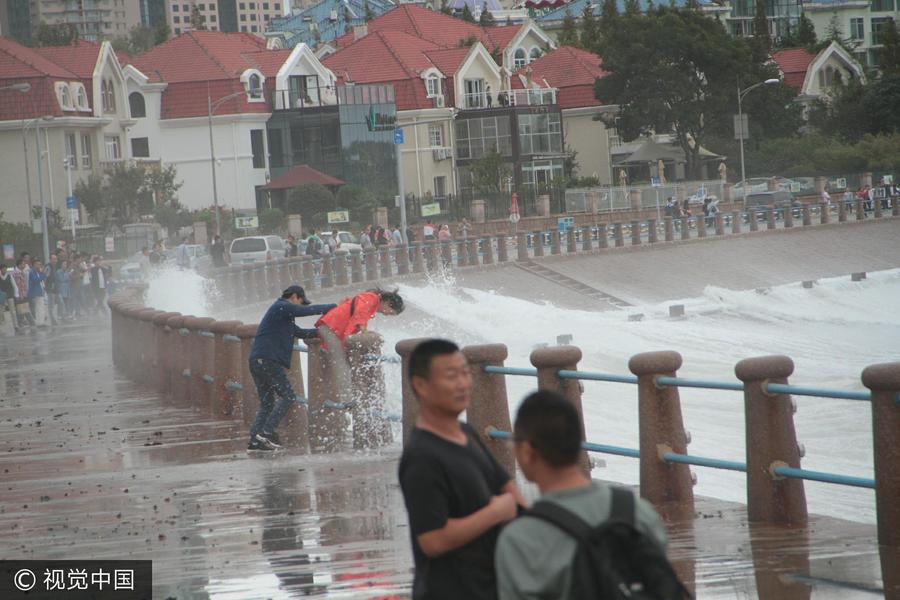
xmin=210 ymin=235 xmax=227 ymax=268
xmin=495 ymin=390 xmax=680 ymax=600
xmin=0 ymin=264 xmax=19 ymax=331
xmin=248 ymin=285 xmax=336 ymax=452
xmin=90 ymin=256 xmax=111 ymax=315
xmin=399 ymin=339 xmax=525 ymax=600
xmin=27 ymin=258 xmax=48 ymax=327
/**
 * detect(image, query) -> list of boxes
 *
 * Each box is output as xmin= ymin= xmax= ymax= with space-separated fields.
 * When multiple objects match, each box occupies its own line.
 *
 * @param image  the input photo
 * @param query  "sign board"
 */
xmin=2 ymin=244 xmax=14 ymax=261
xmin=235 ymin=216 xmax=259 ymax=229
xmin=829 ymin=177 xmax=847 ymax=190
xmin=327 ymin=210 xmax=350 ymax=224
xmin=884 ymin=175 xmax=894 ymax=185
xmin=69 ymin=208 xmax=80 ymax=225
xmin=790 ymin=181 xmax=801 ymax=193
xmin=392 ymin=128 xmax=404 ymax=145
xmin=421 ymin=202 xmax=441 ymax=217
xmin=650 ymin=177 xmax=661 ymax=187
xmin=509 ymin=212 xmax=520 ymax=223
xmin=66 ymin=195 xmax=77 ymax=209
xmin=733 ymin=113 xmax=749 ymax=140
xmin=557 ymin=216 xmax=575 ymax=233
xmin=104 ymin=237 xmax=115 ymax=252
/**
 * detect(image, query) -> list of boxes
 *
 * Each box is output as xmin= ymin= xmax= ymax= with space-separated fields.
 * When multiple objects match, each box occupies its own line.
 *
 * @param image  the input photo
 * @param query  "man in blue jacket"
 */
xmin=248 ymin=285 xmax=336 ymax=452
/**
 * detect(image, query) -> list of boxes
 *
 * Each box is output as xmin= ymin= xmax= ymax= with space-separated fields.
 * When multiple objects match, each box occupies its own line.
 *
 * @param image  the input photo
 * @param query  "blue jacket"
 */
xmin=27 ymin=269 xmax=45 ymax=298
xmin=250 ymin=298 xmax=336 ymax=368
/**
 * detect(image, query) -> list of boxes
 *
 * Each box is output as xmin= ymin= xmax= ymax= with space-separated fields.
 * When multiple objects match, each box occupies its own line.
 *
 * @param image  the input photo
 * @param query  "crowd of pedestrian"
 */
xmin=0 ymin=249 xmax=113 ymax=332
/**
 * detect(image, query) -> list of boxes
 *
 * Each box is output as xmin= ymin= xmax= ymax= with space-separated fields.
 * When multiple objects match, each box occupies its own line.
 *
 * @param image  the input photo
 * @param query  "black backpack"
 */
xmin=526 ymin=487 xmax=690 ymax=600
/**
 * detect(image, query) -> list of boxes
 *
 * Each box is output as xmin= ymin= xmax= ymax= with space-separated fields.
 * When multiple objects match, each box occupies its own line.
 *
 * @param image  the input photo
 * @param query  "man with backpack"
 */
xmin=495 ymin=390 xmax=686 ymax=600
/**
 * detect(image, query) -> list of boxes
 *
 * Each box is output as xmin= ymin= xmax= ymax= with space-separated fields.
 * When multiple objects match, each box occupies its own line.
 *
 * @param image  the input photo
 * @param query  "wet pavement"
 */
xmin=1 ymin=320 xmax=893 ymax=598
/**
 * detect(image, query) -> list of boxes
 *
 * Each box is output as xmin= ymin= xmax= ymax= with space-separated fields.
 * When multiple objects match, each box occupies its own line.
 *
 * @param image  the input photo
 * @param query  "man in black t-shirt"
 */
xmin=399 ymin=339 xmax=525 ymax=600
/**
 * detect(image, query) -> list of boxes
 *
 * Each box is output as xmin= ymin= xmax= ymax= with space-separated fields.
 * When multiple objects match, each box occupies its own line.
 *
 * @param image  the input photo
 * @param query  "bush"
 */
xmin=259 ymin=208 xmax=285 ymax=234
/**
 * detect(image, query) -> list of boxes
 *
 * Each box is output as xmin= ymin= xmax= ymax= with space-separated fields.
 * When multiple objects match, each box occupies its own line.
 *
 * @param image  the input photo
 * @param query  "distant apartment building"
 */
xmin=164 ymin=0 xmax=286 ymax=35
xmin=139 ymin=0 xmax=168 ymax=28
xmin=0 ymin=0 xmax=33 ymax=45
xmin=27 ymin=0 xmax=142 ymax=41
xmin=804 ymin=0 xmax=899 ymax=68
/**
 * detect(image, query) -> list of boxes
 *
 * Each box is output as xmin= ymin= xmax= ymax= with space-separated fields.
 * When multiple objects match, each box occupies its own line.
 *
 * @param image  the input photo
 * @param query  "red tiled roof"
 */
xmin=33 ymin=40 xmax=101 ymax=78
xmin=242 ymin=49 xmax=293 ymax=77
xmin=261 ymin=164 xmax=346 ymax=189
xmin=331 ymin=4 xmax=522 ymax=54
xmin=772 ymin=48 xmax=815 ymax=89
xmin=424 ymin=47 xmax=471 ymax=77
xmin=511 ymin=46 xmax=607 ymax=109
xmin=0 ymin=37 xmax=79 ymax=119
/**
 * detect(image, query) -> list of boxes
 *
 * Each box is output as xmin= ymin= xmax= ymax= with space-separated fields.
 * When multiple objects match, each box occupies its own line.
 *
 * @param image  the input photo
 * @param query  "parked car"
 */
xmin=744 ymin=190 xmax=801 ymax=220
xmin=229 ymin=235 xmax=286 ymax=263
xmin=320 ymin=230 xmax=362 ymax=252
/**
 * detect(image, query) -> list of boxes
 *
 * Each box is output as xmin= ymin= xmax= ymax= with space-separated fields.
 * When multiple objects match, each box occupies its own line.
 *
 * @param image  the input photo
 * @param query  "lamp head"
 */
xmin=764 ymin=78 xmax=780 ymax=85
xmin=11 ymin=83 xmax=32 ymax=93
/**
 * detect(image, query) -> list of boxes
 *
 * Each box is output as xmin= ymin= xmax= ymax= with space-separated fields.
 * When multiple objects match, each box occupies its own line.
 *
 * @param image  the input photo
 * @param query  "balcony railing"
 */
xmin=459 ymin=88 xmax=557 ymax=110
xmin=273 ymin=88 xmax=338 ymax=111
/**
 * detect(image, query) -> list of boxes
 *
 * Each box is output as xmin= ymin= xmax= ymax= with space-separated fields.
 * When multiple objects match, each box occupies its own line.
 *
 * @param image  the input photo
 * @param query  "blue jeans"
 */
xmin=249 ymin=358 xmax=297 ymax=438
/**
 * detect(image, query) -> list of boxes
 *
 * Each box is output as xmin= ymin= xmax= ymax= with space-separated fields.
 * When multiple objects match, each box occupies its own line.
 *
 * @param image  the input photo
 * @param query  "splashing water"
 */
xmin=142 ymin=266 xmax=219 ymax=317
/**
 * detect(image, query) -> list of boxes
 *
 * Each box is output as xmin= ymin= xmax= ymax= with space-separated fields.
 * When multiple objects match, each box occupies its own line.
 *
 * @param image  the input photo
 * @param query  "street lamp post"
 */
xmin=737 ymin=78 xmax=780 ymax=196
xmin=35 ymin=118 xmax=51 ymax=262
xmin=208 ymin=88 xmax=257 ymax=236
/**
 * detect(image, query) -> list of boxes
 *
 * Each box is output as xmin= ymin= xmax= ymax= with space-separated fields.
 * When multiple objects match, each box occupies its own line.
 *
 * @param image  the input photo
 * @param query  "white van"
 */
xmin=229 ymin=236 xmax=285 ymax=264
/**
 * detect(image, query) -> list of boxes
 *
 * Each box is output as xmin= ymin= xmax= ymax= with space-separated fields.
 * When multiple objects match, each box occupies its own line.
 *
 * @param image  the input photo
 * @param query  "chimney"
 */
xmin=353 ymin=24 xmax=368 ymax=41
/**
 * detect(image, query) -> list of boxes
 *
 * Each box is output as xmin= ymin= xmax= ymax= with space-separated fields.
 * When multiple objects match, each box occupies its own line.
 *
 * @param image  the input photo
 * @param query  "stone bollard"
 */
xmin=530 ymin=346 xmax=590 ymax=476
xmin=154 ymin=312 xmax=180 ymax=394
xmin=439 ymin=241 xmax=453 ymax=268
xmin=396 ymin=337 xmax=430 ymax=445
xmin=749 ymin=211 xmax=759 ymax=232
xmin=696 ymin=215 xmax=707 ymax=238
xmin=462 ymin=344 xmax=515 ymax=476
xmin=467 ymin=239 xmax=479 ymax=266
xmin=236 ymin=324 xmax=259 ymax=428
xmin=252 ymin=265 xmax=268 ymax=303
xmin=365 ymin=249 xmax=378 ymax=280
xmin=334 ymin=250 xmax=349 ymax=285
xmin=136 ymin=309 xmax=161 ymax=384
xmin=766 ymin=207 xmax=776 ymax=230
xmin=597 ymin=224 xmax=608 ymax=249
xmin=516 ymin=232 xmax=528 ymax=261
xmin=192 ymin=317 xmax=217 ymax=410
xmin=497 ymin=235 xmax=508 ymax=262
xmin=425 ymin=240 xmax=437 ymax=273
xmin=379 ymin=245 xmax=393 ymax=278
xmin=664 ymin=217 xmax=674 ymax=242
xmin=582 ymin=226 xmax=593 ymax=251
xmin=820 ymin=203 xmax=830 ymax=224
xmin=458 ymin=239 xmax=470 ymax=266
xmin=321 ymin=256 xmax=334 ymax=288
xmin=482 ymin=237 xmax=494 ymax=264
xmin=680 ymin=218 xmax=690 ymax=240
xmin=860 ymin=362 xmax=900 ymax=550
xmin=802 ymin=205 xmax=812 ymax=226
xmin=210 ymin=320 xmax=243 ymax=416
xmin=628 ymin=352 xmax=695 ymax=521
xmin=301 ymin=257 xmax=316 ymax=291
xmin=532 ymin=232 xmax=545 ymax=257
xmin=550 ymin=230 xmax=562 ymax=255
xmin=411 ymin=242 xmax=424 ymax=273
xmin=874 ymin=197 xmax=883 ymax=219
xmin=613 ymin=223 xmax=625 ymax=247
xmin=631 ymin=220 xmax=642 ymax=246
xmin=735 ymin=356 xmax=807 ymax=526
xmin=178 ymin=316 xmax=200 ymax=406
xmin=305 ymin=337 xmax=344 ymax=452
xmin=346 ymin=332 xmax=391 ymax=449
xmin=167 ymin=315 xmax=189 ymax=402
xmin=397 ymin=244 xmax=410 ymax=275
xmin=732 ymin=211 xmax=742 ymax=234
xmin=838 ymin=198 xmax=847 ymax=222
xmin=567 ymin=228 xmax=577 ymax=253
xmin=894 ymin=195 xmax=900 ymax=217
xmin=715 ymin=213 xmax=725 ymax=235
xmin=281 ymin=344 xmax=309 ymax=451
xmin=349 ymin=249 xmax=363 ymax=283
xmin=856 ymin=198 xmax=866 ymax=220
xmin=783 ymin=206 xmax=793 ymax=228
xmin=647 ymin=219 xmax=658 ymax=244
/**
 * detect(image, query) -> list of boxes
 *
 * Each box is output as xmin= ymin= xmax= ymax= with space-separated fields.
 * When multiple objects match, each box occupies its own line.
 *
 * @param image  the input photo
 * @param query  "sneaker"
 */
xmin=255 ymin=432 xmax=283 ymax=450
xmin=247 ymin=437 xmax=274 ymax=453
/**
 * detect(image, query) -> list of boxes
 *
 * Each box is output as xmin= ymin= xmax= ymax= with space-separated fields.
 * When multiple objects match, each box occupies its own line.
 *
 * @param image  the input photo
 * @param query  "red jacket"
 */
xmin=316 ymin=291 xmax=380 ymax=342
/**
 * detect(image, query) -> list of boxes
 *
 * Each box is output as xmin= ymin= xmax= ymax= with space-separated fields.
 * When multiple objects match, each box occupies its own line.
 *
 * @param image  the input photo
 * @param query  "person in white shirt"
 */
xmin=821 ymin=189 xmax=831 ymax=205
xmin=423 ymin=220 xmax=435 ymax=241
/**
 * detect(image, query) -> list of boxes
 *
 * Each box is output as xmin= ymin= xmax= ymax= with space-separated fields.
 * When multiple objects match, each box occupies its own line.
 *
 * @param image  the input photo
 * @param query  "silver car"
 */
xmin=229 ymin=236 xmax=286 ymax=264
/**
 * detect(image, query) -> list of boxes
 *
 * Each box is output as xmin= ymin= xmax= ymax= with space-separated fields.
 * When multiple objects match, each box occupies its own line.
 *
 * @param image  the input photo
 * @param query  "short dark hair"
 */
xmin=408 ymin=339 xmax=460 ymax=384
xmin=514 ymin=390 xmax=583 ymax=468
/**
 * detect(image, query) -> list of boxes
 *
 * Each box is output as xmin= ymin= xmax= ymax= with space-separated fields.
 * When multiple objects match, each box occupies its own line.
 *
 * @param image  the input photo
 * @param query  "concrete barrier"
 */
xmin=210 ymin=320 xmax=242 ymax=416
xmin=346 ymin=332 xmax=391 ymax=449
xmin=236 ymin=324 xmax=259 ymax=427
xmin=379 ymin=246 xmax=393 ymax=279
xmin=396 ymin=337 xmax=430 ymax=445
xmin=463 ymin=343 xmax=515 ymax=476
xmin=350 ymin=249 xmax=363 ymax=283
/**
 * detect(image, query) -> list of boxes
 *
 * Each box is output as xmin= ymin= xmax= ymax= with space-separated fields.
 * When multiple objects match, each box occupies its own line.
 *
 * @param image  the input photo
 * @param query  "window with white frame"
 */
xmin=514 ymin=48 xmax=527 ymax=69
xmin=65 ymin=132 xmax=77 ymax=165
xmin=850 ymin=17 xmax=865 ymax=40
xmin=433 ymin=176 xmax=447 ymax=199
xmin=426 ymin=74 xmax=441 ymax=97
xmin=74 ymin=84 xmax=89 ymax=110
xmin=248 ymin=73 xmax=262 ymax=98
xmin=104 ymin=135 xmax=121 ymax=160
xmin=56 ymin=82 xmax=73 ymax=109
xmin=102 ymin=80 xmax=116 ymax=113
xmin=529 ymin=47 xmax=541 ymax=61
xmin=81 ymin=134 xmax=92 ymax=169
xmin=428 ymin=123 xmax=443 ymax=147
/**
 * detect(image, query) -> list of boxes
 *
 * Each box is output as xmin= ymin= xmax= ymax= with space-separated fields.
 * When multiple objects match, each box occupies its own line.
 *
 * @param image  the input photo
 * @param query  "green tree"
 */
xmin=189 ymin=5 xmax=207 ymax=30
xmin=153 ymin=204 xmax=192 ymax=234
xmin=364 ymin=1 xmax=375 ymax=22
xmin=33 ymin=22 xmax=78 ymax=46
xmin=144 ymin=165 xmax=183 ymax=206
xmin=599 ymin=0 xmax=619 ymax=37
xmin=336 ymin=185 xmax=378 ymax=217
xmin=74 ymin=173 xmax=108 ymax=229
xmin=558 ymin=10 xmax=580 ymax=48
xmin=753 ymin=0 xmax=771 ymax=55
xmin=287 ymin=183 xmax=335 ymax=224
xmin=862 ymin=75 xmax=900 ymax=134
xmin=595 ymin=8 xmax=756 ymax=179
xmin=259 ymin=208 xmax=285 ymax=234
xmin=469 ymin=150 xmax=511 ymax=195
xmin=795 ymin=14 xmax=817 ymax=48
xmin=879 ymin=18 xmax=900 ymax=76
xmin=154 ymin=23 xmax=171 ymax=45
xmin=440 ymin=0 xmax=453 ymax=16
xmin=459 ymin=4 xmax=476 ymax=23
xmin=624 ymin=0 xmax=641 ymax=15
xmin=580 ymin=5 xmax=601 ymax=51
xmin=479 ymin=9 xmax=496 ymax=26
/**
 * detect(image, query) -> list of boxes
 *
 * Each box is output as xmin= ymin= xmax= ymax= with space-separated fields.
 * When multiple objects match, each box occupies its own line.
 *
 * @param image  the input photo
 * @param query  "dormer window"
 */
xmin=101 ymin=79 xmax=116 ymax=113
xmin=56 ymin=82 xmax=74 ymax=110
xmin=529 ymin=47 xmax=541 ymax=61
xmin=426 ymin=74 xmax=441 ymax=97
xmin=74 ymin=84 xmax=89 ymax=111
xmin=248 ymin=74 xmax=262 ymax=98
xmin=240 ymin=69 xmax=266 ymax=102
xmin=514 ymin=48 xmax=527 ymax=69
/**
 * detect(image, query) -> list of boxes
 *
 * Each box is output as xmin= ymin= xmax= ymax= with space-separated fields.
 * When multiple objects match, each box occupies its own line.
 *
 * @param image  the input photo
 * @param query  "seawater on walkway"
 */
xmin=0 ymin=320 xmax=890 ymax=598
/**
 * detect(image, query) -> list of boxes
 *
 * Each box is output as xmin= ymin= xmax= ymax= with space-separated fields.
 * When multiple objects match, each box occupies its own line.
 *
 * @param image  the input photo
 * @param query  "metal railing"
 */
xmin=459 ymin=88 xmax=557 ymax=110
